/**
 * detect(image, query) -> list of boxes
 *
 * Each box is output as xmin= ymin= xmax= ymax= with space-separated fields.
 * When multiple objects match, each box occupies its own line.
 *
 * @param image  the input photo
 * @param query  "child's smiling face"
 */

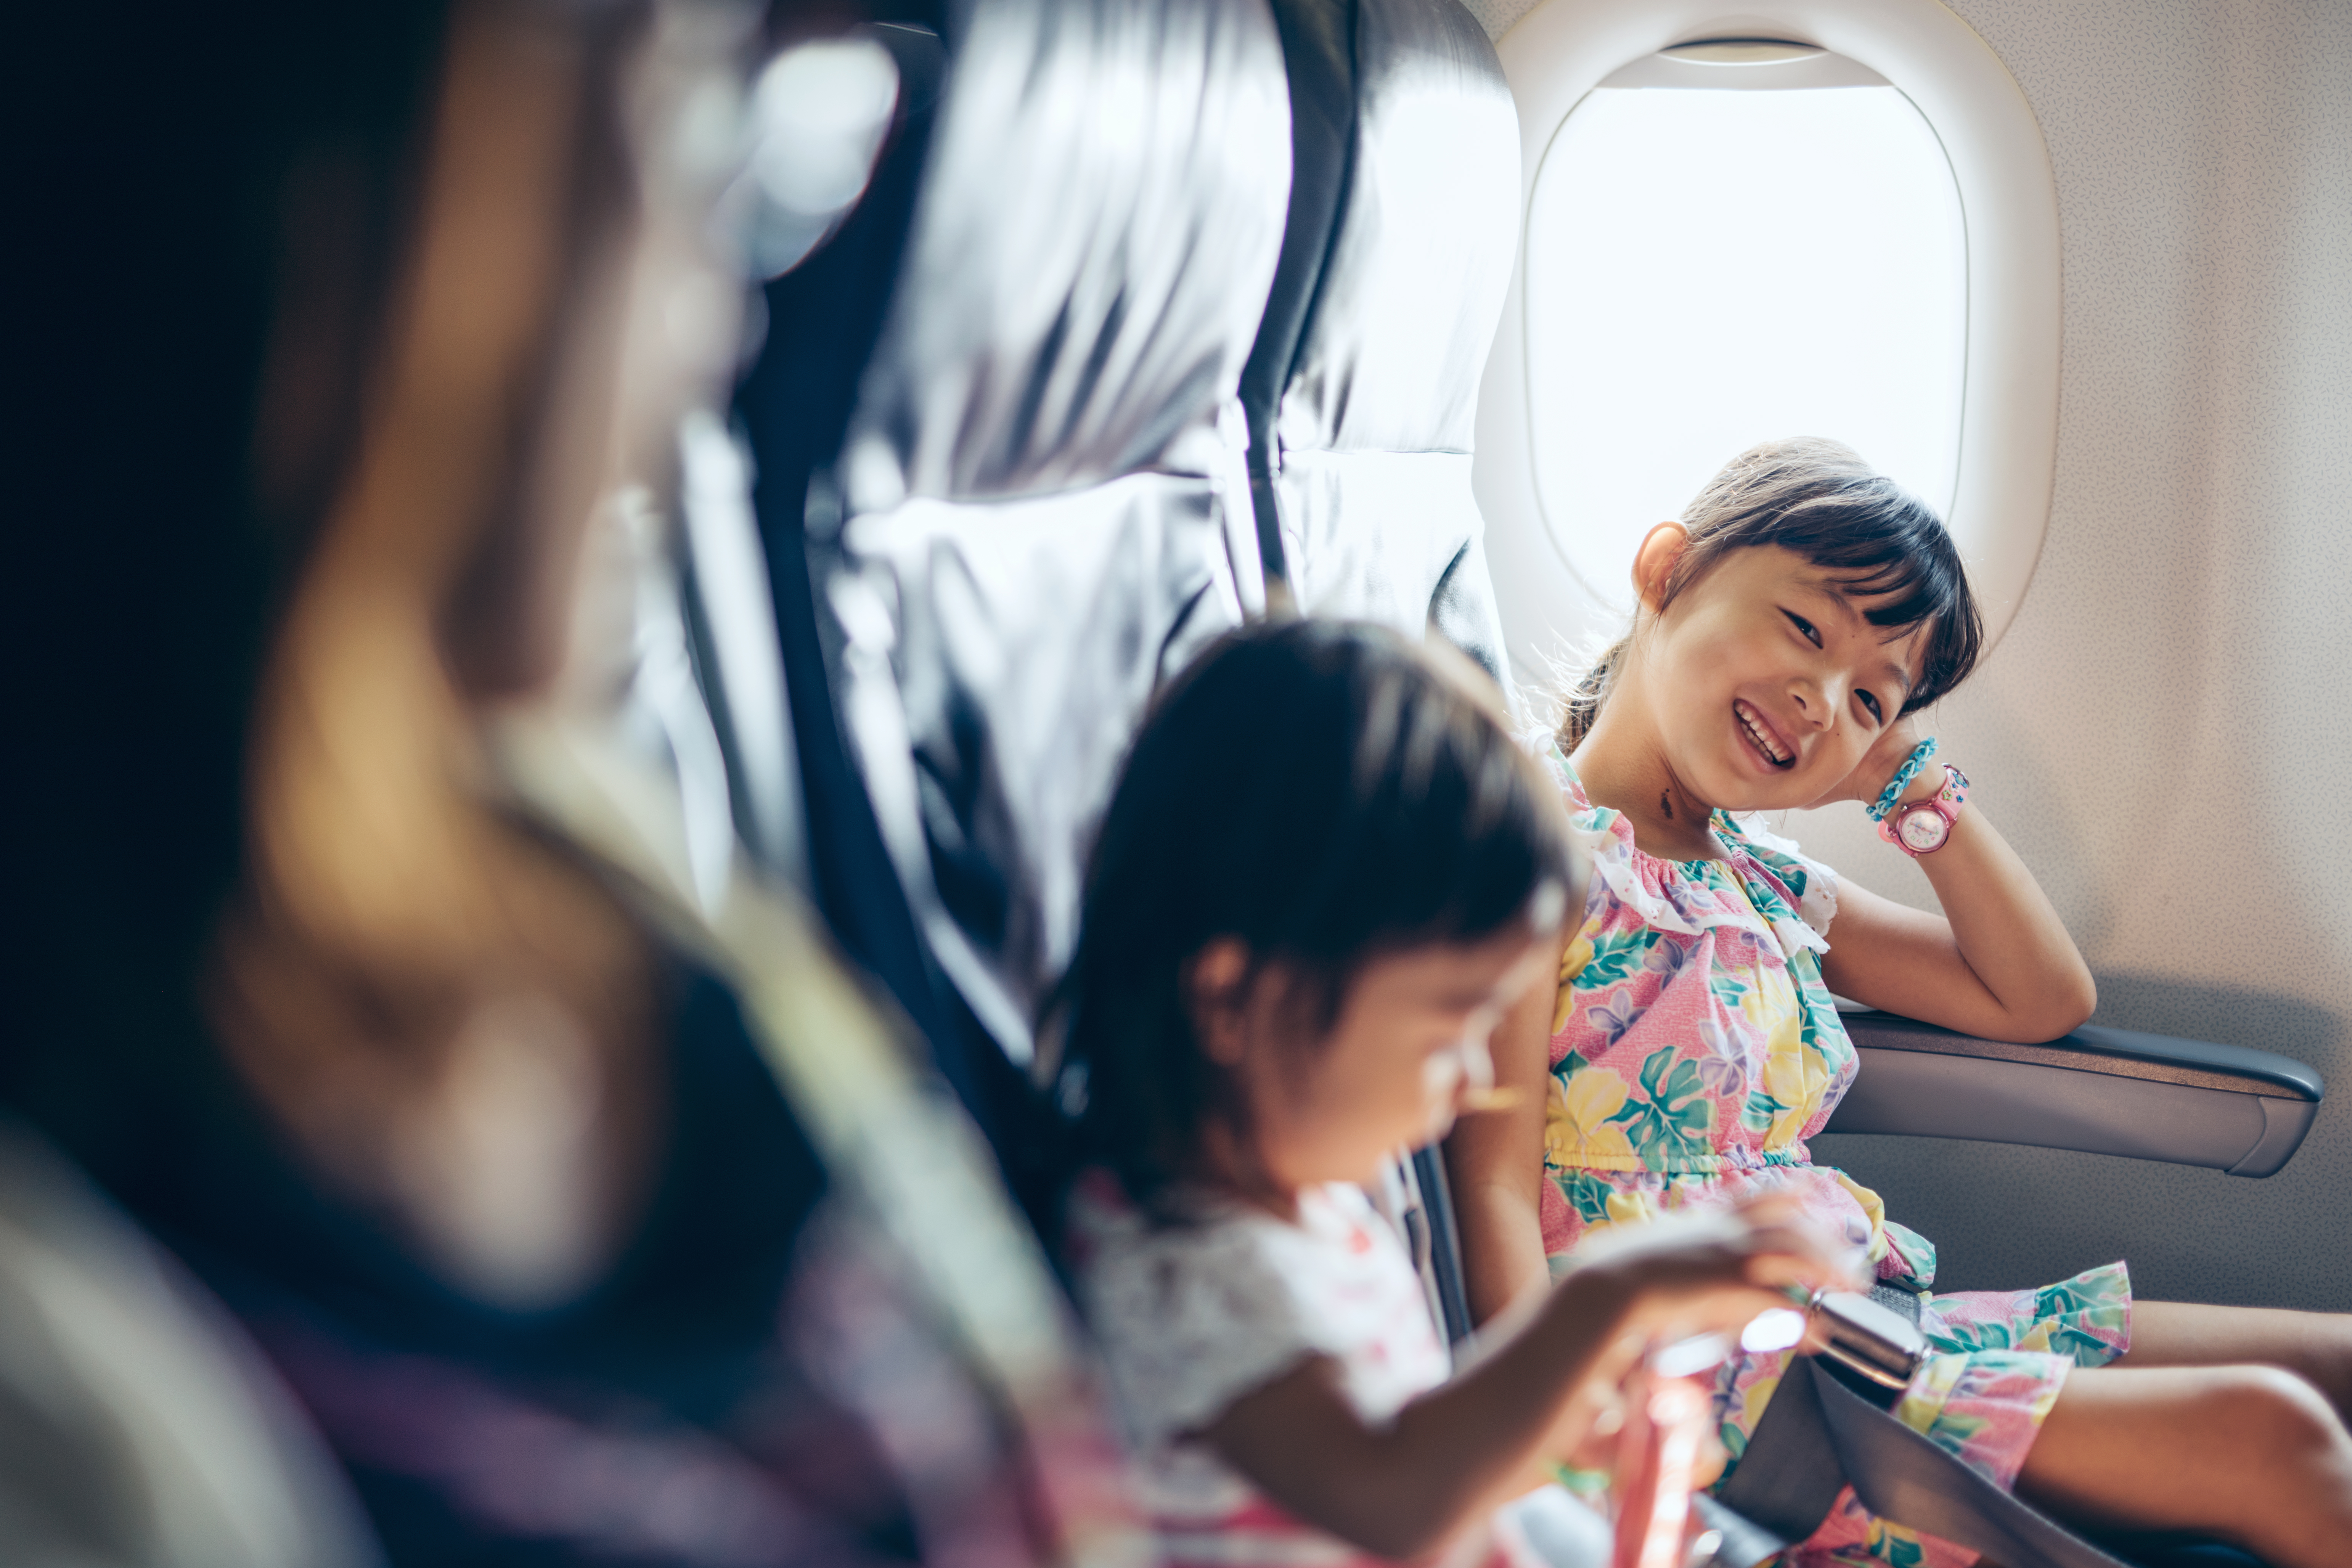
xmin=1197 ymin=922 xmax=1556 ymax=1196
xmin=1630 ymin=541 xmax=1931 ymax=813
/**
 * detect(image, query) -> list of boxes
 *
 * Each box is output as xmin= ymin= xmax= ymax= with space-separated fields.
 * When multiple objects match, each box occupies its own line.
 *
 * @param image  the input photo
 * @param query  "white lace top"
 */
xmin=1065 ymin=1173 xmax=1475 ymax=1568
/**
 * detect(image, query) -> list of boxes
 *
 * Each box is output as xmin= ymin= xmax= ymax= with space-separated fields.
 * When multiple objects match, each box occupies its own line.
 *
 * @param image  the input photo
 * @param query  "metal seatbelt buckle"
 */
xmin=1807 ymin=1290 xmax=1927 ymax=1398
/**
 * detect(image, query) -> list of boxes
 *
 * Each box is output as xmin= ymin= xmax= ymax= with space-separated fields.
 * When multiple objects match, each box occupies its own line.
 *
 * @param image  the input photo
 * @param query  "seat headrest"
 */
xmin=841 ymin=0 xmax=1293 ymax=512
xmin=1277 ymin=0 xmax=1518 ymax=458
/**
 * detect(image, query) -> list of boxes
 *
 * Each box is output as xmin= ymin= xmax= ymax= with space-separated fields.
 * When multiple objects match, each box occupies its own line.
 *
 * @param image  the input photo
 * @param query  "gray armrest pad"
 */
xmin=1820 ymin=1014 xmax=2324 ymax=1178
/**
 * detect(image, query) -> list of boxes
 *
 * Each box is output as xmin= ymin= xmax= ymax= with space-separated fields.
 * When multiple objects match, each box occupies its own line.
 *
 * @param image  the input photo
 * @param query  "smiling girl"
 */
xmin=1448 ymin=439 xmax=2352 ymax=1566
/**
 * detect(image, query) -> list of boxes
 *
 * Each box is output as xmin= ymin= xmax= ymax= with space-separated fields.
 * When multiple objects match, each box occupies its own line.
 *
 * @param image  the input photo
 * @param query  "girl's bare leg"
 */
xmin=2119 ymin=1300 xmax=2352 ymax=1413
xmin=2016 ymin=1363 xmax=2352 ymax=1567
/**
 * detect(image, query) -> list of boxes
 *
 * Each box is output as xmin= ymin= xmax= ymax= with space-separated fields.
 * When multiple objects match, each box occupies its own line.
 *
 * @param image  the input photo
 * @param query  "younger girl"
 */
xmin=1449 ymin=438 xmax=2352 ymax=1565
xmin=1053 ymin=620 xmax=1859 ymax=1568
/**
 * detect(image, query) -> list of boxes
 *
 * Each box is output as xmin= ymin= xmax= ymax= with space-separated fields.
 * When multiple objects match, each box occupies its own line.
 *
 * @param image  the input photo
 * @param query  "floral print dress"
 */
xmin=1536 ymin=747 xmax=2130 ymax=1568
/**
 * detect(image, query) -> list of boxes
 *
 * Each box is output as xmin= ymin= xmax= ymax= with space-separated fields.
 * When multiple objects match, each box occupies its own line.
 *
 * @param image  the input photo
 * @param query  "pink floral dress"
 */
xmin=1537 ymin=746 xmax=2130 ymax=1568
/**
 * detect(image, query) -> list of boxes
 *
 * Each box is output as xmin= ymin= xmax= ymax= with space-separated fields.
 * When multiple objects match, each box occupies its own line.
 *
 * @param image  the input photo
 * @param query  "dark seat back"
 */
xmin=1244 ymin=0 xmax=1523 ymax=696
xmin=745 ymin=0 xmax=1292 ymax=1091
xmin=737 ymin=0 xmax=1527 ymax=1189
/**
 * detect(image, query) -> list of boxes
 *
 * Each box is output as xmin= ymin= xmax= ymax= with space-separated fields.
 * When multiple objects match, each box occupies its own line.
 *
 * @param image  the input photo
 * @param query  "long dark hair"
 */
xmin=1051 ymin=620 xmax=1576 ymax=1219
xmin=8 ymin=2 xmax=450 ymax=1104
xmin=1558 ymin=438 xmax=1984 ymax=749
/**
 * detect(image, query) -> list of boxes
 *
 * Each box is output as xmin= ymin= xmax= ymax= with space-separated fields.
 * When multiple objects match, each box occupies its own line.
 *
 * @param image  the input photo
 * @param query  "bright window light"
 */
xmin=1524 ymin=84 xmax=1965 ymax=610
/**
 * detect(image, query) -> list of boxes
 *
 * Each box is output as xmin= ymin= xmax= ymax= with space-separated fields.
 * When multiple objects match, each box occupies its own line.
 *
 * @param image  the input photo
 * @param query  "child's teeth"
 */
xmin=1738 ymin=702 xmax=1788 ymax=763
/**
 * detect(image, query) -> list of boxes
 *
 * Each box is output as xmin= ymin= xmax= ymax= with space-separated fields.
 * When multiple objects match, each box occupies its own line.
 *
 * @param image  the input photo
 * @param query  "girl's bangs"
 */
xmin=1787 ymin=488 xmax=1982 ymax=710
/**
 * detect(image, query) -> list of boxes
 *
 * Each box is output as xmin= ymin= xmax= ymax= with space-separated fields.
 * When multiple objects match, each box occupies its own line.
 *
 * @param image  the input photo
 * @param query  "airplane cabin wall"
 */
xmin=1480 ymin=0 xmax=2352 ymax=1308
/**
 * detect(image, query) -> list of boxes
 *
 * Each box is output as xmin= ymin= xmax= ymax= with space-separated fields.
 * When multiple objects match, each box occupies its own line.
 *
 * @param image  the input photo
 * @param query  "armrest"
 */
xmin=1820 ymin=1012 xmax=2324 ymax=1178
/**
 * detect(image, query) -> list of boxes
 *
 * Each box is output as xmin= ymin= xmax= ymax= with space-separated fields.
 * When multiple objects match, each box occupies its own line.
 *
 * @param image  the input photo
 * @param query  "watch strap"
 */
xmin=1879 ymin=765 xmax=1968 ymax=856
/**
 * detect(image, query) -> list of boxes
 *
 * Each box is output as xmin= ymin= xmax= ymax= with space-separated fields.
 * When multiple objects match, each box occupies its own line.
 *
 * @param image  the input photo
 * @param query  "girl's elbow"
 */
xmin=2057 ymin=968 xmax=2097 ymax=1035
xmin=2017 ymin=972 xmax=2096 ymax=1042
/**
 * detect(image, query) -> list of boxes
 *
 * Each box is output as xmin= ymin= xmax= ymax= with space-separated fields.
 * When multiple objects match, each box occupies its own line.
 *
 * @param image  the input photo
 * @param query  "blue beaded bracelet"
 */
xmin=1867 ymin=737 xmax=1939 ymax=822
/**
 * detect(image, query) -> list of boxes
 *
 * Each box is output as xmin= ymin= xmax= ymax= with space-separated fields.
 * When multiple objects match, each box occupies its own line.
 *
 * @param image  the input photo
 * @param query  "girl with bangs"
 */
xmin=1449 ymin=438 xmax=2352 ymax=1565
xmin=1053 ymin=621 xmax=1859 ymax=1568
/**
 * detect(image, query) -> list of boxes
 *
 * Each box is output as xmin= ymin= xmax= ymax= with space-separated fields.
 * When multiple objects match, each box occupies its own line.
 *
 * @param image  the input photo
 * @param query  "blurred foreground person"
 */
xmin=0 ymin=1123 xmax=377 ymax=1567
xmin=6 ymin=1 xmax=1130 ymax=1564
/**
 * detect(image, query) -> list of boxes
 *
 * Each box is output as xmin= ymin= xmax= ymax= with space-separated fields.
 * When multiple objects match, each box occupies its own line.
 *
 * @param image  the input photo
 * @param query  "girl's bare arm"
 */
xmin=1814 ymin=796 xmax=2097 ymax=1043
xmin=1201 ymin=1213 xmax=1843 ymax=1562
xmin=1815 ymin=731 xmax=2096 ymax=1043
xmin=1444 ymin=954 xmax=1561 ymax=1326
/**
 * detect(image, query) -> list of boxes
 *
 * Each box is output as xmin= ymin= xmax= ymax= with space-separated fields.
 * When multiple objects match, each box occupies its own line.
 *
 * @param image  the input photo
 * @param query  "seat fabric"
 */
xmin=1248 ymin=0 xmax=1523 ymax=697
xmin=808 ymin=0 xmax=1292 ymax=1058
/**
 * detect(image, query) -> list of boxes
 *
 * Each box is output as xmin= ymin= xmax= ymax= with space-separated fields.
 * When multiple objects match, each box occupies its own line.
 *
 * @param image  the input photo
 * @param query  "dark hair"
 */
xmin=1051 ymin=620 xmax=1577 ymax=1218
xmin=9 ymin=2 xmax=450 ymax=1094
xmin=1558 ymin=437 xmax=1984 ymax=749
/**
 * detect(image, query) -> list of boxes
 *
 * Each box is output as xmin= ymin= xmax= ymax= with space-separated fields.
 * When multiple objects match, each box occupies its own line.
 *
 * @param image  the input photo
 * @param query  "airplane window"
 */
xmin=1523 ymin=55 xmax=1965 ymax=610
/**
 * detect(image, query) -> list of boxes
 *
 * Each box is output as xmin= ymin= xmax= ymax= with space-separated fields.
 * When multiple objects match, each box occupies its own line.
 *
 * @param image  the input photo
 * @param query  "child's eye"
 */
xmin=1782 ymin=610 xmax=1822 ymax=647
xmin=1857 ymin=690 xmax=1884 ymax=723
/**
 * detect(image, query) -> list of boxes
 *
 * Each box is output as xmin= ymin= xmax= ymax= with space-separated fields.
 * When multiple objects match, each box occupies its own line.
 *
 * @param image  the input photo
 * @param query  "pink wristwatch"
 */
xmin=1879 ymin=764 xmax=1970 ymax=856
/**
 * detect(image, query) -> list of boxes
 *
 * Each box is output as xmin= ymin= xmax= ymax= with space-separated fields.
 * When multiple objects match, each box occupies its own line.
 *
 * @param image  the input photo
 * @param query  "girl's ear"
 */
xmin=1183 ymin=938 xmax=1255 ymax=1066
xmin=1631 ymin=522 xmax=1691 ymax=613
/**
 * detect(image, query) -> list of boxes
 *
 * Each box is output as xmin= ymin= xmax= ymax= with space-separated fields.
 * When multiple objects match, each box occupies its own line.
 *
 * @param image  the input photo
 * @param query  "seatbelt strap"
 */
xmin=1708 ymin=1353 xmax=1847 ymax=1552
xmin=1713 ymin=1356 xmax=2135 ymax=1568
xmin=1812 ymin=1361 xmax=2134 ymax=1568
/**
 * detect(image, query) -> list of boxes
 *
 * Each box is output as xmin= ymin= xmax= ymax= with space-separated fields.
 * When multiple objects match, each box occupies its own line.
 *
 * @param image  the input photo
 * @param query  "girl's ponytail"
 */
xmin=1557 ymin=635 xmax=1628 ymax=752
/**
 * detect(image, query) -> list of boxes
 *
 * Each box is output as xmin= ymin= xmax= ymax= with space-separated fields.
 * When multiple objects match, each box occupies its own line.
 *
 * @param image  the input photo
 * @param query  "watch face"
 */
xmin=1897 ymin=805 xmax=1950 ymax=852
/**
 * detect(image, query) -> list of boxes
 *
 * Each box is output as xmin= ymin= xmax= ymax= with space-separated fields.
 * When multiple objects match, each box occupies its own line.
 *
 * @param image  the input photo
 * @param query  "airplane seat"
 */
xmin=732 ymin=0 xmax=1290 ymax=1202
xmin=722 ymin=6 xmax=2304 ymax=1561
xmin=729 ymin=17 xmax=985 ymax=1135
xmin=1229 ymin=0 xmax=1549 ymax=1348
xmin=1242 ymin=0 xmax=1523 ymax=699
xmin=1821 ymin=1011 xmax=2322 ymax=1179
xmin=1803 ymin=1016 xmax=2312 ymax=1563
xmin=731 ymin=0 xmax=1536 ymax=1211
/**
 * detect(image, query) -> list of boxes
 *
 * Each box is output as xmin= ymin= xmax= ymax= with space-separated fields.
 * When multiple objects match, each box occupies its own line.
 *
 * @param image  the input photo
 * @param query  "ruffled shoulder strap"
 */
xmin=1716 ymin=813 xmax=1842 ymax=958
xmin=1533 ymin=739 xmax=1806 ymax=949
xmin=1533 ymin=740 xmax=1695 ymax=933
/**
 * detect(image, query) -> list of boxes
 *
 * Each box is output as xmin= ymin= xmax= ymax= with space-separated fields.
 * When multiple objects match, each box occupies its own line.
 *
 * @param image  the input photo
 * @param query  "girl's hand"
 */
xmin=1812 ymin=714 xmax=1931 ymax=811
xmin=1530 ymin=1198 xmax=1861 ymax=1475
xmin=1569 ymin=1196 xmax=1867 ymax=1341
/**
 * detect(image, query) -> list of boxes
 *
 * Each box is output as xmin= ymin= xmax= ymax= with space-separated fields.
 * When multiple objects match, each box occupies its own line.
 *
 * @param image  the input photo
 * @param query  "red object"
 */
xmin=1611 ymin=1337 xmax=1728 ymax=1568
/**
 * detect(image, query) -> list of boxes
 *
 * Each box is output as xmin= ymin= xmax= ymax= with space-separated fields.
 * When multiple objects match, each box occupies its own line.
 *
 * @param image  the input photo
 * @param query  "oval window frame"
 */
xmin=1475 ymin=0 xmax=2059 ymax=683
